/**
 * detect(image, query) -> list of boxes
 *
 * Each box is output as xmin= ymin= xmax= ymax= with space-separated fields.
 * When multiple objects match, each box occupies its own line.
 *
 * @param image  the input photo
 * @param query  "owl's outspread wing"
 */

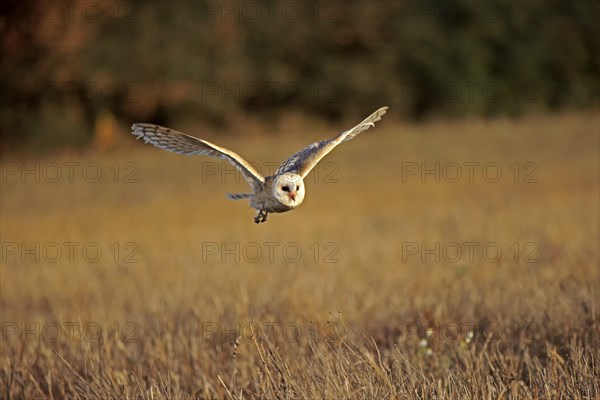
xmin=276 ymin=106 xmax=388 ymax=178
xmin=131 ymin=123 xmax=264 ymax=186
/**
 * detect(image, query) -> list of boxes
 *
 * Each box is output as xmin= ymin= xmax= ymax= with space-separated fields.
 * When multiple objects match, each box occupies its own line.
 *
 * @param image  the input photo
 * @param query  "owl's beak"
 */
xmin=288 ymin=192 xmax=296 ymax=201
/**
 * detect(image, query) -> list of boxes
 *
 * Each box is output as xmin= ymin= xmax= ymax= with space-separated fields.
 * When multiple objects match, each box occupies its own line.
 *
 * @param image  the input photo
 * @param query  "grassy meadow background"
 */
xmin=1 ymin=111 xmax=598 ymax=398
xmin=1 ymin=0 xmax=599 ymax=398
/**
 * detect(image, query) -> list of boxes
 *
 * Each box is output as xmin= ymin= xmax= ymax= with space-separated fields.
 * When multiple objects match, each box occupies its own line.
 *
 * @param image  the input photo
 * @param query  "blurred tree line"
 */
xmin=1 ymin=0 xmax=598 ymax=151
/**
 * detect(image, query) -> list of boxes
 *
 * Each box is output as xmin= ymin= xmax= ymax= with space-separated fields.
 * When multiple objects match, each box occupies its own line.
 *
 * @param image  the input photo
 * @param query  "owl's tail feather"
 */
xmin=227 ymin=193 xmax=253 ymax=200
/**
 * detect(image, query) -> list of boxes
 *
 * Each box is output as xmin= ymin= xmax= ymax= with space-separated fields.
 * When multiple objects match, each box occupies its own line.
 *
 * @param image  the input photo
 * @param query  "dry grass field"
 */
xmin=1 ymin=111 xmax=598 ymax=399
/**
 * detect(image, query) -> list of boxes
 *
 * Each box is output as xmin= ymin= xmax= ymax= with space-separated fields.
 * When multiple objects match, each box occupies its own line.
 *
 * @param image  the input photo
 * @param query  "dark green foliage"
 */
xmin=1 ymin=0 xmax=598 ymax=150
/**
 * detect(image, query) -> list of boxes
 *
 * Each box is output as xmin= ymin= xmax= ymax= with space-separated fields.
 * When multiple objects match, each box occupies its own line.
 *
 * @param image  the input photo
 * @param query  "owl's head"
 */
xmin=272 ymin=173 xmax=305 ymax=207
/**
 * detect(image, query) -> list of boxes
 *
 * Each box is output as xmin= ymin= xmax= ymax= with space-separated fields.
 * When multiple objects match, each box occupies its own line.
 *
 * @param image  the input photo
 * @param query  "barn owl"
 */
xmin=132 ymin=106 xmax=388 ymax=223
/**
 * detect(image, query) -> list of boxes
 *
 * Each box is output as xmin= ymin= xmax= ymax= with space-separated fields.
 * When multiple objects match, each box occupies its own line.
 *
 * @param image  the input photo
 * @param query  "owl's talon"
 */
xmin=254 ymin=210 xmax=268 ymax=223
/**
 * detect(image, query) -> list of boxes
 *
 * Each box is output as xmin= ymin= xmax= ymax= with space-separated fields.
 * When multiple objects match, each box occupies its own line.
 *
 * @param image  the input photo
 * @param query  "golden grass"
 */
xmin=1 ymin=111 xmax=598 ymax=399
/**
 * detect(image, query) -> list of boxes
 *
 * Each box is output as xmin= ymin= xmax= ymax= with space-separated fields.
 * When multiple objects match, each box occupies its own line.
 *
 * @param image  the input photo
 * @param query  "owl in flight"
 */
xmin=132 ymin=106 xmax=388 ymax=223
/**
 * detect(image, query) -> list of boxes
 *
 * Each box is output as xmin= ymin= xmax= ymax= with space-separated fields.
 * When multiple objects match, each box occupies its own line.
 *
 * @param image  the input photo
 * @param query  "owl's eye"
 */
xmin=296 ymin=185 xmax=300 ymax=191
xmin=282 ymin=186 xmax=289 ymax=192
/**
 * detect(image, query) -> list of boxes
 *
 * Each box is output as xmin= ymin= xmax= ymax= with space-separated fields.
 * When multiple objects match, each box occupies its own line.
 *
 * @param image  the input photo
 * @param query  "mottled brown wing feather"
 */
xmin=131 ymin=123 xmax=264 ymax=186
xmin=276 ymin=106 xmax=388 ymax=178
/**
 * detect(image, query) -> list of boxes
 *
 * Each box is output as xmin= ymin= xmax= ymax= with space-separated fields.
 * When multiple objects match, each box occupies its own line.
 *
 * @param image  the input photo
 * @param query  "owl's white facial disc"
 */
xmin=273 ymin=173 xmax=305 ymax=208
